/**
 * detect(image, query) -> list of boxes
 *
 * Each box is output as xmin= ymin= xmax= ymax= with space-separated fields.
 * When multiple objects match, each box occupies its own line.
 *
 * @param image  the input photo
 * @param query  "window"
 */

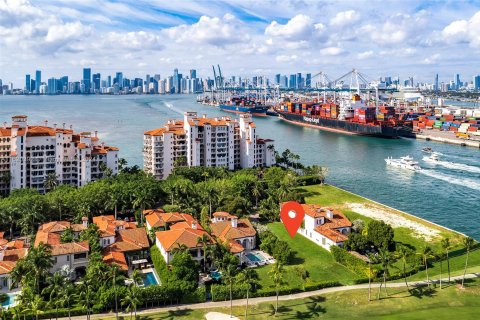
xmin=53 ymin=257 xmax=57 ymax=263
xmin=2 ymin=277 xmax=7 ymax=288
xmin=67 ymin=255 xmax=70 ymax=261
xmin=74 ymin=253 xmax=87 ymax=260
xmin=322 ymin=237 xmax=326 ymax=245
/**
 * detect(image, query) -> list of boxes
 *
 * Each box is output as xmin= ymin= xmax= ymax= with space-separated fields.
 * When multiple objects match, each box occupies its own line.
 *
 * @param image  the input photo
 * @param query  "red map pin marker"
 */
xmin=280 ymin=201 xmax=305 ymax=238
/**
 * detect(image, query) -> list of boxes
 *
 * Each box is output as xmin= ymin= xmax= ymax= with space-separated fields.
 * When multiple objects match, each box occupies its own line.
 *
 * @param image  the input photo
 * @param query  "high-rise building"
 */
xmin=306 ymin=73 xmax=312 ymax=88
xmin=25 ymin=74 xmax=31 ymax=92
xmin=434 ymin=74 xmax=439 ymax=92
xmin=83 ymin=68 xmax=91 ymax=93
xmin=59 ymin=76 xmax=68 ymax=93
xmin=115 ymin=72 xmax=123 ymax=89
xmin=47 ymin=78 xmax=57 ymax=95
xmin=455 ymin=74 xmax=461 ymax=90
xmin=190 ymin=69 xmax=197 ymax=79
xmin=143 ymin=112 xmax=276 ymax=180
xmin=296 ymin=73 xmax=302 ymax=89
xmin=281 ymin=75 xmax=288 ymax=88
xmin=275 ymin=74 xmax=281 ymax=85
xmin=289 ymin=74 xmax=296 ymax=89
xmin=92 ymin=73 xmax=101 ymax=92
xmin=0 ymin=116 xmax=119 ymax=194
xmin=107 ymin=75 xmax=112 ymax=88
xmin=474 ymin=75 xmax=480 ymax=90
xmin=35 ymin=70 xmax=41 ymax=94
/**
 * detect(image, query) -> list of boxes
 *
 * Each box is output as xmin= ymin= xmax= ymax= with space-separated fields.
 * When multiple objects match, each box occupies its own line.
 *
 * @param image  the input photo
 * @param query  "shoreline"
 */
xmin=415 ymin=133 xmax=480 ymax=148
xmin=327 ymin=184 xmax=468 ymax=238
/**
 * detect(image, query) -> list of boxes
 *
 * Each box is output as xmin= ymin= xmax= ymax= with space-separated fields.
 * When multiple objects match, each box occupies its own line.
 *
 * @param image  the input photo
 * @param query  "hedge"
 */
xmin=181 ymin=287 xmax=207 ymax=304
xmin=254 ymin=281 xmax=341 ymax=297
xmin=331 ymin=246 xmax=367 ymax=276
xmin=297 ymin=175 xmax=322 ymax=186
xmin=150 ymin=245 xmax=169 ymax=283
xmin=211 ymin=283 xmax=250 ymax=301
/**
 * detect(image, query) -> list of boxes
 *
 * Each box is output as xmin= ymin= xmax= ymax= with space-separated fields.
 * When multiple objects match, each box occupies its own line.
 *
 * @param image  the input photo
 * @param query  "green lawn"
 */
xmin=104 ymin=278 xmax=480 ymax=319
xmin=255 ymin=222 xmax=361 ymax=293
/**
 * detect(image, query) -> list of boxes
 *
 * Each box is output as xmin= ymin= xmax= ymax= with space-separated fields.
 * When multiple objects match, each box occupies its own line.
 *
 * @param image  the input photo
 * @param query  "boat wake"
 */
xmin=164 ymin=102 xmax=183 ymax=115
xmin=418 ymin=169 xmax=480 ymax=191
xmin=424 ymin=158 xmax=480 ymax=174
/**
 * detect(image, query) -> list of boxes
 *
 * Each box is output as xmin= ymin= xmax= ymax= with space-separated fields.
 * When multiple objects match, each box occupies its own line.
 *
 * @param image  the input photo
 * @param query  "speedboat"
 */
xmin=385 ymin=155 xmax=421 ymax=171
xmin=422 ymin=147 xmax=433 ymax=153
xmin=423 ymin=152 xmax=440 ymax=163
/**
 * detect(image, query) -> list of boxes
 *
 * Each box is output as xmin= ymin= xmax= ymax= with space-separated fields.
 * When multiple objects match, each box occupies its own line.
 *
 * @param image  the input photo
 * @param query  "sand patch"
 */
xmin=346 ymin=202 xmax=440 ymax=241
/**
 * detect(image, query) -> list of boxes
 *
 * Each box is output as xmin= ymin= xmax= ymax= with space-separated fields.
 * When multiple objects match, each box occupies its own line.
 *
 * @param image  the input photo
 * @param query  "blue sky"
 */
xmin=1 ymin=0 xmax=480 ymax=87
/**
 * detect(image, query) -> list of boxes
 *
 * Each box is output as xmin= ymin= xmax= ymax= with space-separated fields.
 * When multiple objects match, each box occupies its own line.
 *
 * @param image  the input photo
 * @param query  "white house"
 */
xmin=209 ymin=212 xmax=257 ymax=265
xmin=154 ymin=213 xmax=214 ymax=266
xmin=287 ymin=203 xmax=352 ymax=251
xmin=49 ymin=242 xmax=89 ymax=277
xmin=0 ymin=237 xmax=28 ymax=293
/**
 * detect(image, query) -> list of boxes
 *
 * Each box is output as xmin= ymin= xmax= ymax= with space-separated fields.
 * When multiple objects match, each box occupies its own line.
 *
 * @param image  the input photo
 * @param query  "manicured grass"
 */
xmin=298 ymin=184 xmax=367 ymax=206
xmin=255 ymin=222 xmax=361 ymax=293
xmin=105 ymin=278 xmax=480 ymax=319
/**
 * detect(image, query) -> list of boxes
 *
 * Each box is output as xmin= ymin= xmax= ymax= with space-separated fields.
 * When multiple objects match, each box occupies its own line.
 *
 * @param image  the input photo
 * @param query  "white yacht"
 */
xmin=423 ymin=152 xmax=440 ymax=163
xmin=385 ymin=155 xmax=421 ymax=171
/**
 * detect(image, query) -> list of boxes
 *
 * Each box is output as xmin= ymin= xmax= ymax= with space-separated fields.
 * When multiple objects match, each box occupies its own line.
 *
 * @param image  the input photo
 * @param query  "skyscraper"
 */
xmin=190 ymin=69 xmax=197 ymax=79
xmin=275 ymin=74 xmax=281 ymax=85
xmin=92 ymin=73 xmax=101 ymax=92
xmin=83 ymin=68 xmax=91 ymax=93
xmin=107 ymin=75 xmax=112 ymax=88
xmin=35 ymin=70 xmax=41 ymax=94
xmin=289 ymin=74 xmax=296 ymax=89
xmin=115 ymin=72 xmax=123 ymax=89
xmin=296 ymin=73 xmax=302 ymax=89
xmin=306 ymin=73 xmax=312 ymax=88
xmin=455 ymin=74 xmax=461 ymax=90
xmin=25 ymin=74 xmax=31 ymax=92
xmin=435 ymin=74 xmax=439 ymax=92
xmin=47 ymin=78 xmax=57 ymax=95
xmin=474 ymin=75 xmax=480 ymax=90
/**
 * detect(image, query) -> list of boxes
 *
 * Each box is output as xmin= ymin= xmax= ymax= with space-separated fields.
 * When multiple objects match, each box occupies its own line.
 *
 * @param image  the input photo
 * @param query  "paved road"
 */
xmin=66 ymin=272 xmax=480 ymax=320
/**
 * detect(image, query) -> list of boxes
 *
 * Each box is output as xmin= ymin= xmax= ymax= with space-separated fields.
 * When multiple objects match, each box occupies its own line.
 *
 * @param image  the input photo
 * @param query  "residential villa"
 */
xmin=154 ymin=212 xmax=215 ymax=266
xmin=34 ymin=221 xmax=90 ymax=278
xmin=288 ymin=203 xmax=352 ymax=251
xmin=209 ymin=212 xmax=257 ymax=264
xmin=93 ymin=215 xmax=150 ymax=271
xmin=0 ymin=234 xmax=28 ymax=293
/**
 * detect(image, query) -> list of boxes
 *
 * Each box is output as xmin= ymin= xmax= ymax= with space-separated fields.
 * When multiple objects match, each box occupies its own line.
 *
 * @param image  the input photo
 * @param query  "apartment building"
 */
xmin=143 ymin=112 xmax=275 ymax=179
xmin=0 ymin=115 xmax=119 ymax=194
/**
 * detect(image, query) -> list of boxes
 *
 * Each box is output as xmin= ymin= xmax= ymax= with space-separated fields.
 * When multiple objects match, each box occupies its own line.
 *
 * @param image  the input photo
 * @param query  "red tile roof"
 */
xmin=102 ymin=249 xmax=128 ymax=270
xmin=156 ymin=227 xmax=214 ymax=252
xmin=50 ymin=241 xmax=89 ymax=256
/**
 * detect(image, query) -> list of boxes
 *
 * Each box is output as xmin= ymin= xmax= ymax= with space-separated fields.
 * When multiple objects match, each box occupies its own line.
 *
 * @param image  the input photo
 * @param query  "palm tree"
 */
xmin=171 ymin=243 xmax=189 ymax=255
xmin=23 ymin=243 xmax=54 ymax=294
xmin=222 ymin=259 xmax=239 ymax=318
xmin=395 ymin=245 xmax=412 ymax=291
xmin=25 ymin=295 xmax=44 ymax=320
xmin=43 ymin=173 xmax=59 ymax=191
xmin=131 ymin=269 xmax=145 ymax=286
xmin=461 ymin=237 xmax=475 ymax=288
xmin=237 ymin=268 xmax=258 ymax=320
xmin=42 ymin=271 xmax=66 ymax=320
xmin=417 ymin=246 xmax=434 ymax=288
xmin=441 ymin=237 xmax=451 ymax=283
xmin=122 ymin=286 xmax=141 ymax=320
xmin=268 ymin=261 xmax=285 ymax=315
xmin=197 ymin=234 xmax=211 ymax=273
xmin=78 ymin=279 xmax=93 ymax=320
xmin=60 ymin=283 xmax=76 ymax=320
xmin=366 ymin=253 xmax=378 ymax=302
xmin=377 ymin=248 xmax=394 ymax=299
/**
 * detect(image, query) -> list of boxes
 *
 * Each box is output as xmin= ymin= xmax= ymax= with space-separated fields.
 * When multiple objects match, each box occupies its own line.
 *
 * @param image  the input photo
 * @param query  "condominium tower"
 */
xmin=0 ymin=115 xmax=119 ymax=194
xmin=143 ymin=112 xmax=275 ymax=179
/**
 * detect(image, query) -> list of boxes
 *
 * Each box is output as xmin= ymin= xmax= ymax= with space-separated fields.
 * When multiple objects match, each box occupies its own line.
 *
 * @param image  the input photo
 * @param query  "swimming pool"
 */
xmin=1 ymin=293 xmax=18 ymax=308
xmin=143 ymin=272 xmax=159 ymax=286
xmin=246 ymin=252 xmax=266 ymax=263
xmin=210 ymin=271 xmax=222 ymax=281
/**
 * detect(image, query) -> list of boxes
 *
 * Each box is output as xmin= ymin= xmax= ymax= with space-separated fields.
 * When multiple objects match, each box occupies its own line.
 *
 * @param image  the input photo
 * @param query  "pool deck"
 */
xmin=140 ymin=267 xmax=162 ymax=286
xmin=245 ymin=250 xmax=276 ymax=267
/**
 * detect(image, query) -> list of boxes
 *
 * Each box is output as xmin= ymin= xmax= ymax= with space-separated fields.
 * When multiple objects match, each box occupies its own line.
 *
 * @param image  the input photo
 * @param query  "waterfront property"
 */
xmin=34 ymin=221 xmax=90 ymax=277
xmin=209 ymin=212 xmax=257 ymax=265
xmin=0 ymin=234 xmax=28 ymax=293
xmin=143 ymin=112 xmax=276 ymax=180
xmin=93 ymin=215 xmax=150 ymax=271
xmin=284 ymin=203 xmax=352 ymax=251
xmin=154 ymin=212 xmax=215 ymax=265
xmin=0 ymin=115 xmax=119 ymax=194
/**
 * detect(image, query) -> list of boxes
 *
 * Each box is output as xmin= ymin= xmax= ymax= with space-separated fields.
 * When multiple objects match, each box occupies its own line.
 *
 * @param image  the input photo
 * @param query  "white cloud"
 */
xmin=164 ymin=14 xmax=249 ymax=46
xmin=276 ymin=54 xmax=298 ymax=62
xmin=330 ymin=10 xmax=360 ymax=27
xmin=101 ymin=31 xmax=164 ymax=50
xmin=422 ymin=54 xmax=440 ymax=65
xmin=265 ymin=14 xmax=325 ymax=41
xmin=357 ymin=50 xmax=373 ymax=59
xmin=320 ymin=47 xmax=346 ymax=56
xmin=440 ymin=11 xmax=480 ymax=48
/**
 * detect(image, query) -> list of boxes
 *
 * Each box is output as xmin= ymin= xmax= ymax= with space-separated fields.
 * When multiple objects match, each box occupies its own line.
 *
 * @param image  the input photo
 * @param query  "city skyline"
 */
xmin=1 ymin=0 xmax=480 ymax=87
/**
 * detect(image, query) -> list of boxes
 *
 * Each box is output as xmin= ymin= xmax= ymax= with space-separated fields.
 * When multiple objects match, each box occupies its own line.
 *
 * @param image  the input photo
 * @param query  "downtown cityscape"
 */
xmin=0 ymin=1 xmax=479 ymax=319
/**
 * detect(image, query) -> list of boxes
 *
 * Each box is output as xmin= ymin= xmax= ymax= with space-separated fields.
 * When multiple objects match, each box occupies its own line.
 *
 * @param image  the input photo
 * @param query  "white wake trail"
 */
xmin=423 ymin=157 xmax=480 ymax=174
xmin=419 ymin=169 xmax=480 ymax=191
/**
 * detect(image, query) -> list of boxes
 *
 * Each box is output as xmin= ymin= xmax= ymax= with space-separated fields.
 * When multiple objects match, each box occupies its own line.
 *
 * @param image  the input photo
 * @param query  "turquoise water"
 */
xmin=1 ymin=292 xmax=18 ymax=307
xmin=210 ymin=271 xmax=222 ymax=280
xmin=143 ymin=272 xmax=158 ymax=286
xmin=246 ymin=252 xmax=265 ymax=262
xmin=0 ymin=95 xmax=479 ymax=240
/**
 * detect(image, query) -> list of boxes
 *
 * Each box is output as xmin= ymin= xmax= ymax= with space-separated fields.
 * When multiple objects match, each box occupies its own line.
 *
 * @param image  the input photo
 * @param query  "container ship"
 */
xmin=277 ymin=94 xmax=415 ymax=138
xmin=219 ymin=97 xmax=269 ymax=117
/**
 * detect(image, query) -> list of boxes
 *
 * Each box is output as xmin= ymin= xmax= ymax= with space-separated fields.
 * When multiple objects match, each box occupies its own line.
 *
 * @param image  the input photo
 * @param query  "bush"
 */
xmin=181 ymin=287 xmax=206 ymax=304
xmin=259 ymin=230 xmax=293 ymax=264
xmin=366 ymin=220 xmax=395 ymax=251
xmin=211 ymin=283 xmax=249 ymax=301
xmin=344 ymin=233 xmax=369 ymax=254
xmin=0 ymin=292 xmax=8 ymax=304
xmin=331 ymin=246 xmax=367 ymax=276
xmin=297 ymin=175 xmax=321 ymax=186
xmin=150 ymin=245 xmax=169 ymax=283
